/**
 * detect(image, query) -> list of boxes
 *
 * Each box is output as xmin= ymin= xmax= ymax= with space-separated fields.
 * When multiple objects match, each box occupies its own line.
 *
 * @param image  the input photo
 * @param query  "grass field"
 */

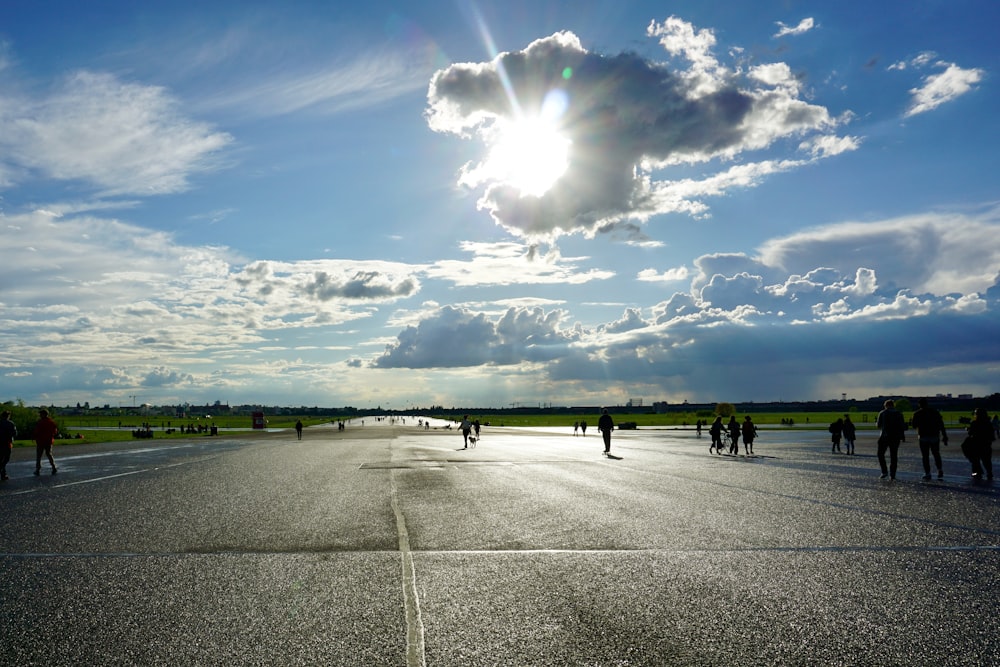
xmin=12 ymin=409 xmax=979 ymax=447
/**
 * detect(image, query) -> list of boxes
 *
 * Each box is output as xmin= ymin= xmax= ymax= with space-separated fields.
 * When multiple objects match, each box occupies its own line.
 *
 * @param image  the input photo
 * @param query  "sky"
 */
xmin=1 ymin=0 xmax=998 ymax=410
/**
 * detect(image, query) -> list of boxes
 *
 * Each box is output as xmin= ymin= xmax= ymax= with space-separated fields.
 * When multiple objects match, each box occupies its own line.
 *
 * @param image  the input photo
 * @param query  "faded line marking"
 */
xmin=391 ymin=470 xmax=425 ymax=667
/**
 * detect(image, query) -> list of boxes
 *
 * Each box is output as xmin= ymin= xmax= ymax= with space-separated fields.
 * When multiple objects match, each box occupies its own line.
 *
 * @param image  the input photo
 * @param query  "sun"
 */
xmin=484 ymin=115 xmax=571 ymax=198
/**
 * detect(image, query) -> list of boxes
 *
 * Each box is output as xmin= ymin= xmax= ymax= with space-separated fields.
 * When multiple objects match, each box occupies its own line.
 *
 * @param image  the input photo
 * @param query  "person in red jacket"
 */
xmin=33 ymin=409 xmax=59 ymax=476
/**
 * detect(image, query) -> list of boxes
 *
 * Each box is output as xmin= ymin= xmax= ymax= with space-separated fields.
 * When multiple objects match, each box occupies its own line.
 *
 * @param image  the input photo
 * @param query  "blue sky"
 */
xmin=1 ymin=0 xmax=998 ymax=410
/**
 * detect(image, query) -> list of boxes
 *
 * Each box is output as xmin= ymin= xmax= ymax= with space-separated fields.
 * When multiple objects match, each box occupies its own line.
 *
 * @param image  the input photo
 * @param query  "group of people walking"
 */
xmin=872 ymin=399 xmax=994 ymax=481
xmin=708 ymin=415 xmax=758 ymax=456
xmin=827 ymin=416 xmax=857 ymax=455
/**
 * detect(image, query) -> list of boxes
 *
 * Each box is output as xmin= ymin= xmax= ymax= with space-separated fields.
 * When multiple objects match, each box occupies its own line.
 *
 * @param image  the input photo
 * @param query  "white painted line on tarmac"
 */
xmin=5 ymin=460 xmax=199 ymax=496
xmin=391 ymin=470 xmax=426 ymax=667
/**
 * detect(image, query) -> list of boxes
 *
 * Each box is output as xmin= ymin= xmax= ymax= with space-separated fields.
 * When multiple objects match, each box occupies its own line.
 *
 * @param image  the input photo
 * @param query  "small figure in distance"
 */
xmin=709 ymin=416 xmax=724 ymax=455
xmin=0 ymin=410 xmax=16 ymax=480
xmin=580 ymin=420 xmax=587 ymax=437
xmin=33 ymin=409 xmax=59 ymax=476
xmin=573 ymin=421 xmax=579 ymax=436
xmin=473 ymin=419 xmax=481 ymax=442
xmin=295 ymin=420 xmax=303 ymax=441
xmin=876 ymin=400 xmax=906 ymax=480
xmin=460 ymin=415 xmax=473 ymax=449
xmin=696 ymin=419 xmax=702 ymax=437
xmin=598 ymin=409 xmax=614 ymax=456
xmin=741 ymin=415 xmax=757 ymax=455
xmin=911 ymin=398 xmax=948 ymax=480
xmin=965 ymin=407 xmax=995 ymax=481
xmin=829 ymin=417 xmax=844 ymax=453
xmin=842 ymin=415 xmax=856 ymax=455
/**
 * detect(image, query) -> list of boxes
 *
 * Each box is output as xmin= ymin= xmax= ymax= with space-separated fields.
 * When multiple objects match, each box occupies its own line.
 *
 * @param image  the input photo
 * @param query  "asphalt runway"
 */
xmin=1 ymin=420 xmax=999 ymax=666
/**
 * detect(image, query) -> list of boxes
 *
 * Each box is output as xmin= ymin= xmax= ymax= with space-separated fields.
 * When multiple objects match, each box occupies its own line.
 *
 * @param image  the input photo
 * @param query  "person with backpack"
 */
xmin=965 ymin=407 xmax=995 ymax=481
xmin=829 ymin=418 xmax=844 ymax=453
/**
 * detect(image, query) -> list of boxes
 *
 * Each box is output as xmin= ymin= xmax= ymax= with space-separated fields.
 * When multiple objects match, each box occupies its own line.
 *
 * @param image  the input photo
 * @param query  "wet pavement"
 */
xmin=1 ymin=420 xmax=998 ymax=665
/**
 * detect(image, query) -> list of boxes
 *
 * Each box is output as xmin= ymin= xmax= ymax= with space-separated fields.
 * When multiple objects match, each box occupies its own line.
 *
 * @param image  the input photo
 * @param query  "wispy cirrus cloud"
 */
xmin=0 ymin=71 xmax=231 ymax=196
xmin=889 ymin=52 xmax=985 ymax=117
xmin=773 ymin=18 xmax=815 ymax=38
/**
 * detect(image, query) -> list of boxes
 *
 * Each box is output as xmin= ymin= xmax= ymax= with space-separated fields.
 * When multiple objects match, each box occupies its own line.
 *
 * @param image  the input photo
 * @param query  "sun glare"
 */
xmin=486 ymin=115 xmax=571 ymax=198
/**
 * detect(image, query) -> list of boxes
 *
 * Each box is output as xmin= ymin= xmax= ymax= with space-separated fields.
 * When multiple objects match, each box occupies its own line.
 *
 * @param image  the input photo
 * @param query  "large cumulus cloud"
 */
xmin=426 ymin=18 xmax=853 ymax=241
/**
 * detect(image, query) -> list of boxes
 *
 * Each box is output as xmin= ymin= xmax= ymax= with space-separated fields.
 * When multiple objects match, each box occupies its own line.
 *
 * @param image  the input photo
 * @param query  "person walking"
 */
xmin=829 ymin=418 xmax=844 ymax=453
xmin=295 ymin=420 xmax=303 ymax=440
xmin=727 ymin=416 xmax=740 ymax=454
xmin=709 ymin=416 xmax=724 ymax=455
xmin=598 ymin=409 xmax=614 ymax=456
xmin=459 ymin=415 xmax=473 ymax=449
xmin=912 ymin=398 xmax=948 ymax=480
xmin=965 ymin=407 xmax=995 ymax=481
xmin=580 ymin=420 xmax=588 ymax=437
xmin=33 ymin=409 xmax=59 ymax=476
xmin=842 ymin=415 xmax=856 ymax=455
xmin=876 ymin=400 xmax=906 ymax=480
xmin=741 ymin=415 xmax=757 ymax=455
xmin=0 ymin=410 xmax=16 ymax=481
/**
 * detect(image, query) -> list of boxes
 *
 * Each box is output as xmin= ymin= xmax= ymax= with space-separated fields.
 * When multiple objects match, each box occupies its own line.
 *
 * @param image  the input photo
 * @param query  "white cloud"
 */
xmin=370 ymin=207 xmax=1000 ymax=402
xmin=425 ymin=241 xmax=615 ymax=286
xmin=426 ymin=18 xmax=847 ymax=241
xmin=905 ymin=62 xmax=984 ymax=117
xmin=0 ymin=208 xmax=428 ymax=403
xmin=1 ymin=71 xmax=231 ymax=196
xmin=773 ymin=18 xmax=815 ymax=38
xmin=757 ymin=210 xmax=1000 ymax=296
xmin=638 ymin=267 xmax=690 ymax=282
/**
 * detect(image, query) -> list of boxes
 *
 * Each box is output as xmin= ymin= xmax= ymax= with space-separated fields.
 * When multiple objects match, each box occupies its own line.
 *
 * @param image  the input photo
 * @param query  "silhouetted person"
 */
xmin=580 ymin=420 xmax=587 ymax=436
xmin=829 ymin=418 xmax=843 ymax=453
xmin=912 ymin=398 xmax=947 ymax=480
xmin=741 ymin=416 xmax=757 ymax=455
xmin=876 ymin=400 xmax=906 ymax=480
xmin=33 ymin=409 xmax=58 ymax=476
xmin=709 ymin=416 xmax=724 ymax=455
xmin=0 ymin=410 xmax=16 ymax=481
xmin=965 ymin=407 xmax=995 ymax=481
xmin=460 ymin=415 xmax=472 ymax=449
xmin=295 ymin=420 xmax=303 ymax=440
xmin=474 ymin=419 xmax=481 ymax=440
xmin=696 ymin=419 xmax=702 ymax=437
xmin=727 ymin=416 xmax=740 ymax=454
xmin=842 ymin=415 xmax=856 ymax=455
xmin=573 ymin=421 xmax=579 ymax=436
xmin=598 ymin=409 xmax=614 ymax=456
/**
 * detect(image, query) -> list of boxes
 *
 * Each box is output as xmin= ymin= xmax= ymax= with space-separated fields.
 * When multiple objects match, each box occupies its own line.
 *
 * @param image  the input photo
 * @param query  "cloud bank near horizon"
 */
xmin=374 ymin=209 xmax=1000 ymax=400
xmin=4 ymin=203 xmax=998 ymax=405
